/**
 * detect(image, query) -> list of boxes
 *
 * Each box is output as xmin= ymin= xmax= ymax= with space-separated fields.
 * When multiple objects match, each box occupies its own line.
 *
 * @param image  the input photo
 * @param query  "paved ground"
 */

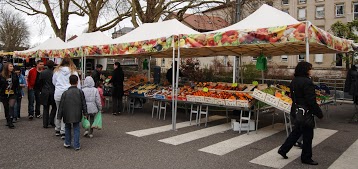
xmin=1 ymin=94 xmax=358 ymax=169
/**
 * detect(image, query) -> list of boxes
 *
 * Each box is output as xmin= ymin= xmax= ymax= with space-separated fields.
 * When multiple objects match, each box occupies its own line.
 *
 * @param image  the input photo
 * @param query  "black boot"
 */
xmin=5 ymin=118 xmax=9 ymax=126
xmin=8 ymin=118 xmax=15 ymax=129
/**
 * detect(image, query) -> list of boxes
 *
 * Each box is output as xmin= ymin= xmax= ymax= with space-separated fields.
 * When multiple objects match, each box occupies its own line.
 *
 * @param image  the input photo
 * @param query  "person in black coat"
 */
xmin=39 ymin=60 xmax=57 ymax=128
xmin=0 ymin=63 xmax=19 ymax=128
xmin=278 ymin=62 xmax=323 ymax=165
xmin=166 ymin=61 xmax=183 ymax=84
xmin=109 ymin=62 xmax=124 ymax=115
xmin=92 ymin=64 xmax=103 ymax=86
xmin=344 ymin=65 xmax=358 ymax=104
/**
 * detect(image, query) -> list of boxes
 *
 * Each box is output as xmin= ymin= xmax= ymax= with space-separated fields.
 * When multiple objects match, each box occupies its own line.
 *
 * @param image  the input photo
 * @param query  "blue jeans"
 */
xmin=28 ymin=89 xmax=40 ymax=116
xmin=14 ymin=96 xmax=22 ymax=118
xmin=65 ymin=123 xmax=80 ymax=149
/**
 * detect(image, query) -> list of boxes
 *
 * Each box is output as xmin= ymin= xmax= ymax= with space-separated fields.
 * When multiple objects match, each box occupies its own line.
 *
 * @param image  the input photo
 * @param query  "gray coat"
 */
xmin=57 ymin=86 xmax=88 ymax=123
xmin=82 ymin=76 xmax=102 ymax=114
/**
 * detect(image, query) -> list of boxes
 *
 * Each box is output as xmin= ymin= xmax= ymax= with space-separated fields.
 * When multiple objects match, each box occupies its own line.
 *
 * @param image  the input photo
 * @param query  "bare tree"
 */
xmin=0 ymin=10 xmax=30 ymax=52
xmin=70 ymin=0 xmax=131 ymax=32
xmin=5 ymin=0 xmax=84 ymax=41
xmin=128 ymin=0 xmax=226 ymax=27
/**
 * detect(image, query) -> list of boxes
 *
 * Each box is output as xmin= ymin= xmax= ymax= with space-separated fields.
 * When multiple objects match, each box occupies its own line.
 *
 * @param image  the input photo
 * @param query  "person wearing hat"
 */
xmin=39 ymin=60 xmax=57 ymax=128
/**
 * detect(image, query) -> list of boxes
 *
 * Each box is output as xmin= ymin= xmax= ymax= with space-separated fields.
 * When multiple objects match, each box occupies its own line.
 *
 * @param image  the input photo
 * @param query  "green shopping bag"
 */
xmin=91 ymin=111 xmax=102 ymax=130
xmin=81 ymin=116 xmax=90 ymax=129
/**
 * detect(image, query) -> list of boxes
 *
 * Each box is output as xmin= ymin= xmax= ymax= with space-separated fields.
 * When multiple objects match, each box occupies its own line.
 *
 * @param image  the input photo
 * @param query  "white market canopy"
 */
xmin=15 ymin=37 xmax=66 ymax=56
xmin=111 ymin=19 xmax=200 ymax=43
xmin=65 ymin=31 xmax=113 ymax=48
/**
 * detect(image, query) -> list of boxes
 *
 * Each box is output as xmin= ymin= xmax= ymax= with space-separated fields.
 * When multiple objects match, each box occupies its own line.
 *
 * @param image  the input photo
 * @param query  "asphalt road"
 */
xmin=0 ymin=96 xmax=358 ymax=169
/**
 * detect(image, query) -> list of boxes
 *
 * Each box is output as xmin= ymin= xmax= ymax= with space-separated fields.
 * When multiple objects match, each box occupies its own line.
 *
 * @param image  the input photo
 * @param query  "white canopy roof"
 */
xmin=65 ymin=31 xmax=113 ymax=48
xmin=211 ymin=4 xmax=300 ymax=33
xmin=16 ymin=37 xmax=66 ymax=54
xmin=111 ymin=19 xmax=200 ymax=43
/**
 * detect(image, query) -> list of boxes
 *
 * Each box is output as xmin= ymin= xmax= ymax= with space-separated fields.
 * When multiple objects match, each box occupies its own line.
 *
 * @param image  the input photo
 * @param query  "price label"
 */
xmin=231 ymin=83 xmax=238 ymax=87
xmin=252 ymin=81 xmax=259 ymax=86
xmin=203 ymin=87 xmax=209 ymax=92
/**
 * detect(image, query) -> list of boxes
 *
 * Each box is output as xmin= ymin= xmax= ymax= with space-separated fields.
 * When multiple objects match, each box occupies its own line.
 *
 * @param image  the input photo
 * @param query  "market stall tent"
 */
xmin=14 ymin=37 xmax=66 ymax=58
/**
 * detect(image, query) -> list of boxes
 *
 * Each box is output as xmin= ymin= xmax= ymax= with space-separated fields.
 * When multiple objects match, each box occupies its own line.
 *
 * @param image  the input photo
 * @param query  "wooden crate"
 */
xmin=225 ymin=99 xmax=237 ymax=106
xmin=253 ymin=89 xmax=267 ymax=101
xmin=195 ymin=96 xmax=205 ymax=103
xmin=204 ymin=97 xmax=216 ymax=104
xmin=215 ymin=98 xmax=226 ymax=105
xmin=264 ymin=94 xmax=280 ymax=106
xmin=186 ymin=95 xmax=196 ymax=102
xmin=237 ymin=100 xmax=252 ymax=108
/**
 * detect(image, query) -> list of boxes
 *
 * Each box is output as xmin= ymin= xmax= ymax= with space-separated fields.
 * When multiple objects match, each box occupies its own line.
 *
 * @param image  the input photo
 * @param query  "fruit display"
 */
xmin=194 ymin=82 xmax=252 ymax=91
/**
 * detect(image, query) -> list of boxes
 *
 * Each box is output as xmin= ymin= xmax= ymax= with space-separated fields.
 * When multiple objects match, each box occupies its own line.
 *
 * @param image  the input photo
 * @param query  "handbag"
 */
xmin=292 ymin=84 xmax=315 ymax=128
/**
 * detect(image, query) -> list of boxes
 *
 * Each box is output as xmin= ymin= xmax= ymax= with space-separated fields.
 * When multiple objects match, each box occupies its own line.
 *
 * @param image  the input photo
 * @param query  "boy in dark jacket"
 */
xmin=57 ymin=75 xmax=88 ymax=150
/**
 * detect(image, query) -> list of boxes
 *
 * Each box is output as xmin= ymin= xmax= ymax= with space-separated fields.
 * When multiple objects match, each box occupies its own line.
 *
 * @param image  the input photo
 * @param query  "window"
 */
xmin=298 ymin=54 xmax=305 ymax=62
xmin=281 ymin=55 xmax=288 ymax=62
xmin=298 ymin=8 xmax=306 ymax=20
xmin=316 ymin=6 xmax=325 ymax=19
xmin=298 ymin=0 xmax=306 ymax=4
xmin=354 ymin=3 xmax=358 ymax=20
xmin=282 ymin=0 xmax=289 ymax=5
xmin=335 ymin=53 xmax=343 ymax=67
xmin=161 ymin=58 xmax=165 ymax=67
xmin=335 ymin=4 xmax=344 ymax=17
xmin=315 ymin=54 xmax=323 ymax=63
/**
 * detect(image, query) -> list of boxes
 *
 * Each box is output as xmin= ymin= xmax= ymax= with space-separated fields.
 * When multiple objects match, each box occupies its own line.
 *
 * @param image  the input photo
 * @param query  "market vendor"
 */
xmin=92 ymin=64 xmax=103 ymax=86
xmin=166 ymin=61 xmax=183 ymax=84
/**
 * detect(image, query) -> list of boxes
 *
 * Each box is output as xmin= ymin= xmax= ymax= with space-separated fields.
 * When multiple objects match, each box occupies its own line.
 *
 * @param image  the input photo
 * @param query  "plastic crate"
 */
xmin=253 ymin=89 xmax=267 ymax=101
xmin=264 ymin=94 xmax=280 ymax=106
xmin=204 ymin=97 xmax=216 ymax=104
xmin=237 ymin=100 xmax=252 ymax=108
xmin=225 ymin=99 xmax=237 ymax=106
xmin=278 ymin=100 xmax=291 ymax=112
xmin=195 ymin=96 xmax=205 ymax=103
xmin=186 ymin=95 xmax=196 ymax=102
xmin=215 ymin=98 xmax=226 ymax=105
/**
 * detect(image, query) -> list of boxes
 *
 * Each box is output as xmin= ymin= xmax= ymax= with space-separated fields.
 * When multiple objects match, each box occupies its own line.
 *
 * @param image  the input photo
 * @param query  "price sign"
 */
xmin=203 ymin=87 xmax=209 ymax=92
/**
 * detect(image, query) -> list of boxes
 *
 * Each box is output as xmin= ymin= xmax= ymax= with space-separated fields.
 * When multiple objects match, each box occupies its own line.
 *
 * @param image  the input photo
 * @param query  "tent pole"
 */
xmin=174 ymin=36 xmax=181 ymax=131
xmin=172 ymin=37 xmax=176 ymax=131
xmin=233 ymin=56 xmax=236 ymax=83
xmin=305 ymin=21 xmax=310 ymax=62
xmin=240 ymin=56 xmax=243 ymax=83
xmin=148 ymin=56 xmax=151 ymax=82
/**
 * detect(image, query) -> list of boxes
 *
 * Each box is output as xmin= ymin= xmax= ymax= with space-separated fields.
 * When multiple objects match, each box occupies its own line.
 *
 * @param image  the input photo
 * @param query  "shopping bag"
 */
xmin=81 ymin=116 xmax=90 ymax=129
xmin=91 ymin=111 xmax=102 ymax=130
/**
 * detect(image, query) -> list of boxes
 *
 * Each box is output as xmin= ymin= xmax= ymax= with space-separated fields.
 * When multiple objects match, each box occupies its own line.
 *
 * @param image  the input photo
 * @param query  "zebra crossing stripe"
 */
xmin=250 ymin=128 xmax=337 ymax=169
xmin=328 ymin=139 xmax=358 ymax=169
xmin=126 ymin=115 xmax=226 ymax=137
xmin=158 ymin=123 xmax=231 ymax=145
xmin=199 ymin=123 xmax=285 ymax=156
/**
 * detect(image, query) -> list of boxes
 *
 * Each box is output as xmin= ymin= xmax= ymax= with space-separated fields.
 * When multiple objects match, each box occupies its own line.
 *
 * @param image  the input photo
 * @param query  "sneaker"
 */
xmin=64 ymin=143 xmax=71 ymax=148
xmin=112 ymin=112 xmax=117 ymax=116
xmin=55 ymin=131 xmax=60 ymax=136
xmin=75 ymin=147 xmax=81 ymax=151
xmin=83 ymin=131 xmax=89 ymax=137
xmin=12 ymin=118 xmax=17 ymax=123
xmin=28 ymin=115 xmax=34 ymax=120
xmin=61 ymin=134 xmax=65 ymax=140
xmin=89 ymin=134 xmax=93 ymax=138
xmin=36 ymin=115 xmax=42 ymax=119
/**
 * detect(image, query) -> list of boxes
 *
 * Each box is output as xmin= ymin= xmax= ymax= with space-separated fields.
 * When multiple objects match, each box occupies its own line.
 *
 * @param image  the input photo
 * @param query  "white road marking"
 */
xmin=250 ymin=128 xmax=337 ymax=169
xmin=199 ymin=123 xmax=285 ymax=155
xmin=328 ymin=139 xmax=358 ymax=169
xmin=158 ymin=123 xmax=231 ymax=145
xmin=126 ymin=115 xmax=226 ymax=137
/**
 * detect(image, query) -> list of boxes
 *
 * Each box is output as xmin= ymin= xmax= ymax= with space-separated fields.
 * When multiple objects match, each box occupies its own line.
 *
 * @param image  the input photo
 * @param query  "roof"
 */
xmin=169 ymin=13 xmax=229 ymax=32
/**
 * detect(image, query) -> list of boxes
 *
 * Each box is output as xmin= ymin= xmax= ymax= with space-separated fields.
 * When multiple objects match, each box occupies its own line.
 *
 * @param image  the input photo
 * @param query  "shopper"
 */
xmin=97 ymin=80 xmax=105 ymax=109
xmin=166 ymin=61 xmax=183 ymax=84
xmin=53 ymin=57 xmax=80 ymax=139
xmin=27 ymin=60 xmax=44 ymax=120
xmin=13 ymin=66 xmax=26 ymax=122
xmin=278 ymin=61 xmax=323 ymax=165
xmin=0 ymin=63 xmax=19 ymax=128
xmin=109 ymin=62 xmax=124 ymax=115
xmin=82 ymin=76 xmax=102 ymax=138
xmin=40 ymin=60 xmax=56 ymax=128
xmin=57 ymin=75 xmax=88 ymax=150
xmin=92 ymin=64 xmax=103 ymax=86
